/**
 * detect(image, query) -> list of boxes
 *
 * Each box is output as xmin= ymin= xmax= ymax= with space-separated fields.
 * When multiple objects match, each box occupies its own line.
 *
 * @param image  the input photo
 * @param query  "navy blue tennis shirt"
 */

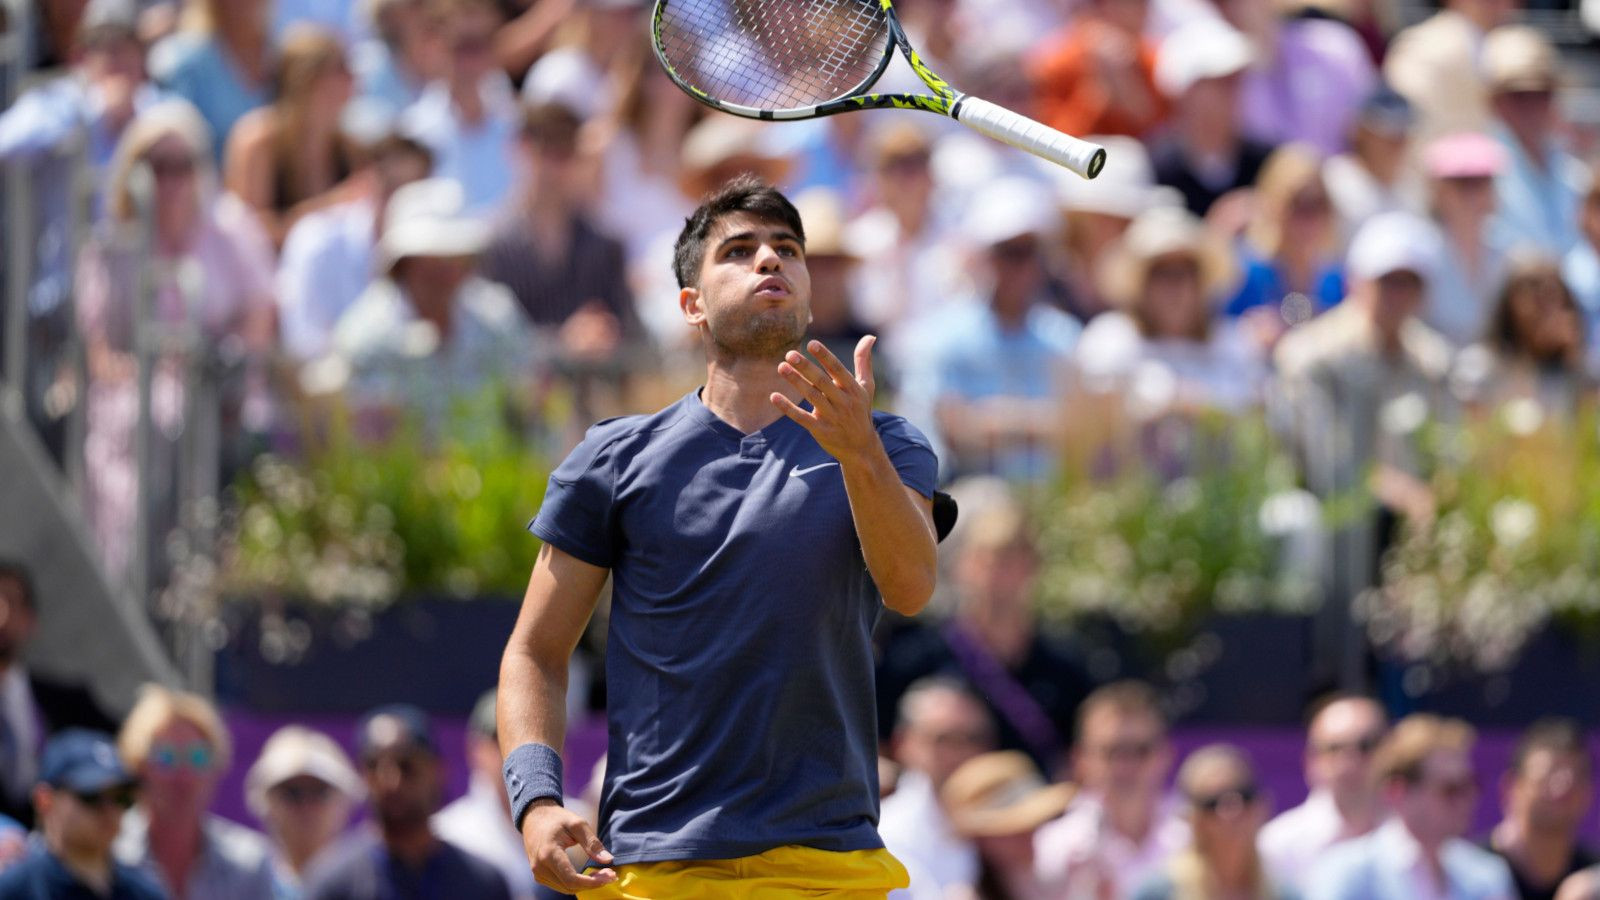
xmin=529 ymin=388 xmax=937 ymax=865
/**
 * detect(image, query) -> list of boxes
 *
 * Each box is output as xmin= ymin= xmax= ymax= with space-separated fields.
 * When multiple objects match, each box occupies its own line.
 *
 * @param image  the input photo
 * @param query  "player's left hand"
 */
xmin=773 ymin=335 xmax=880 ymax=461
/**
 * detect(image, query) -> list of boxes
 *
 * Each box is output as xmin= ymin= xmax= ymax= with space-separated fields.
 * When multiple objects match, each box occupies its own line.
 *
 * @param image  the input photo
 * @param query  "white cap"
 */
xmin=521 ymin=47 xmax=608 ymax=120
xmin=379 ymin=178 xmax=490 ymax=270
xmin=1345 ymin=211 xmax=1442 ymax=284
xmin=245 ymin=726 xmax=363 ymax=819
xmin=964 ymin=177 xmax=1059 ymax=246
xmin=1156 ymin=19 xmax=1256 ymax=98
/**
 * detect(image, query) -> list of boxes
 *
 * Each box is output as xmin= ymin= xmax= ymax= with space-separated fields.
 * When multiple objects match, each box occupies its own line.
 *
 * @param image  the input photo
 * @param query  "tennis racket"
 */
xmin=651 ymin=0 xmax=1107 ymax=180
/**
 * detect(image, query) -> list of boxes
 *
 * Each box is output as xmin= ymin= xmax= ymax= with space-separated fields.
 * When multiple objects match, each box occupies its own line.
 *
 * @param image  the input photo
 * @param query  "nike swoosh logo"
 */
xmin=789 ymin=462 xmax=840 ymax=478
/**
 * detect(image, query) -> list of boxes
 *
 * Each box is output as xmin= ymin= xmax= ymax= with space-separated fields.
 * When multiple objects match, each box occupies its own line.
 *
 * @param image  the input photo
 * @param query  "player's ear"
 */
xmin=680 ymin=286 xmax=706 ymax=326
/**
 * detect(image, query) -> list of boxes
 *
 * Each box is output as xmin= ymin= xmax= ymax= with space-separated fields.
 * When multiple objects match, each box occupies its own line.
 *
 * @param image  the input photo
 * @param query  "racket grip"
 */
xmin=953 ymin=95 xmax=1107 ymax=180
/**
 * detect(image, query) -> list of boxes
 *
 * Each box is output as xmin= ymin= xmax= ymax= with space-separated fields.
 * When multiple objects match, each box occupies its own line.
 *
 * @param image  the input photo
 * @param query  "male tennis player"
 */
xmin=498 ymin=175 xmax=939 ymax=897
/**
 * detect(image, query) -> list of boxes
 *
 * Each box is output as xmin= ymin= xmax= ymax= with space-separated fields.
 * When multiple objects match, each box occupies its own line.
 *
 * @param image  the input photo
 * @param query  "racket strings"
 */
xmin=656 ymin=0 xmax=890 ymax=110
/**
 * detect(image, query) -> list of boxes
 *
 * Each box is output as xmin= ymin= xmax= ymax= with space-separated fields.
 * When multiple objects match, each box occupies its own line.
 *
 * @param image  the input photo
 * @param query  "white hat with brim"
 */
xmin=1156 ymin=18 xmax=1256 ymax=98
xmin=379 ymin=178 xmax=490 ymax=271
xmin=1101 ymin=205 xmax=1238 ymax=307
xmin=965 ymin=177 xmax=1060 ymax=247
xmin=1346 ymin=211 xmax=1442 ymax=284
xmin=245 ymin=726 xmax=364 ymax=819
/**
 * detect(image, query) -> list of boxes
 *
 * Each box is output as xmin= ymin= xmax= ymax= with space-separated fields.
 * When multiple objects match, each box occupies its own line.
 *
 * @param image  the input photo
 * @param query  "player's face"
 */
xmin=683 ymin=211 xmax=813 ymax=360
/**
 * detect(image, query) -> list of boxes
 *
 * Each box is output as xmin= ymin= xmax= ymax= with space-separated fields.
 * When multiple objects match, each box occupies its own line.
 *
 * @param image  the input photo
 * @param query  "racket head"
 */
xmin=651 ymin=0 xmax=897 ymax=119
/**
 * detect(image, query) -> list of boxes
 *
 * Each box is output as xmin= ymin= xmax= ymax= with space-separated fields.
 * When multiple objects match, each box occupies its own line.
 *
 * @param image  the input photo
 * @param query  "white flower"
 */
xmin=1379 ymin=392 xmax=1429 ymax=436
xmin=1490 ymin=499 xmax=1538 ymax=549
xmin=1500 ymin=397 xmax=1545 ymax=436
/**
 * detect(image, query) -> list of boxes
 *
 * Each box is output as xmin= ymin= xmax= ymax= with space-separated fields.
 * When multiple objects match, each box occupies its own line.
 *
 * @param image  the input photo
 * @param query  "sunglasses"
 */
xmin=1191 ymin=784 xmax=1259 ymax=814
xmin=273 ymin=779 xmax=335 ymax=805
xmin=149 ymin=741 xmax=215 ymax=773
xmin=73 ymin=786 xmax=137 ymax=810
xmin=1313 ymin=733 xmax=1383 ymax=757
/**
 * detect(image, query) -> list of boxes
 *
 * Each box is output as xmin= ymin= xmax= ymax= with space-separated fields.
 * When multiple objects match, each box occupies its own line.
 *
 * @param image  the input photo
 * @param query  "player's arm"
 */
xmin=773 ymin=336 xmax=938 ymax=616
xmin=498 ymin=543 xmax=618 ymax=893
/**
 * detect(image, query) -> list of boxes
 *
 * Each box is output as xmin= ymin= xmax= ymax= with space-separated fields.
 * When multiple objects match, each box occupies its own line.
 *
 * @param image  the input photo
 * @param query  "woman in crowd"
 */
xmin=148 ymin=0 xmax=273 ymax=150
xmin=225 ymin=25 xmax=360 ymax=247
xmin=1133 ymin=744 xmax=1298 ymax=900
xmin=1073 ymin=205 xmax=1264 ymax=419
xmin=1225 ymin=144 xmax=1346 ymax=350
xmin=940 ymin=751 xmax=1075 ymax=900
xmin=1453 ymin=253 xmax=1595 ymax=416
xmin=116 ymin=685 xmax=276 ymax=899
xmin=245 ymin=726 xmax=364 ymax=898
xmin=1421 ymin=131 xmax=1511 ymax=347
xmin=76 ymin=100 xmax=276 ymax=585
xmin=351 ymin=0 xmax=451 ymax=120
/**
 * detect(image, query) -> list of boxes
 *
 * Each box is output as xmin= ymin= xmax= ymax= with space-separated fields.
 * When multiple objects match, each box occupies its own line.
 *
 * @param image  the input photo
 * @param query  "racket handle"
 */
xmin=953 ymin=95 xmax=1107 ymax=180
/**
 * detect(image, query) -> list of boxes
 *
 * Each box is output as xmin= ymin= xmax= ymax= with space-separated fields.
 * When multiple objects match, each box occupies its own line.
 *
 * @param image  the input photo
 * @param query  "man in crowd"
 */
xmin=0 ymin=561 xmax=118 ymax=829
xmin=0 ymin=729 xmax=164 ymax=899
xmin=1309 ymin=714 xmax=1515 ymax=899
xmin=1485 ymin=26 xmax=1588 ymax=255
xmin=1260 ymin=694 xmax=1390 ymax=890
xmin=433 ymin=690 xmax=540 ymax=900
xmin=1384 ymin=0 xmax=1518 ymax=141
xmin=878 ymin=678 xmax=996 ymax=897
xmin=1034 ymin=680 xmax=1188 ymax=898
xmin=1489 ymin=719 xmax=1596 ymax=900
xmin=304 ymin=704 xmax=510 ymax=899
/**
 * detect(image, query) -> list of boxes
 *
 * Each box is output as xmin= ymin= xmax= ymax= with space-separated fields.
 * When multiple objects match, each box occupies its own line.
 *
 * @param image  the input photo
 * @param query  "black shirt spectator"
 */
xmin=302 ymin=835 xmax=511 ymax=900
xmin=0 ymin=846 xmax=169 ymax=900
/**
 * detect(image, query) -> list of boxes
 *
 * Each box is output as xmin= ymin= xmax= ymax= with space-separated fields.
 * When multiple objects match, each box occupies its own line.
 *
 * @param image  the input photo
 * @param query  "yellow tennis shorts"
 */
xmin=577 ymin=845 xmax=910 ymax=899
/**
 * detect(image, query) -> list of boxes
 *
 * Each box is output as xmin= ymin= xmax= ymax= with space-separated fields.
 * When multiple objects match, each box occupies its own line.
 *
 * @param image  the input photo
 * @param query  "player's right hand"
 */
xmin=520 ymin=799 xmax=617 ymax=894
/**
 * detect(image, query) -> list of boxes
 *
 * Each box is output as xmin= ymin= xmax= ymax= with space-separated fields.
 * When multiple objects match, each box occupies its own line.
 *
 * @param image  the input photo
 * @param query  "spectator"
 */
xmin=516 ymin=0 xmax=646 ymax=119
xmin=148 ymin=0 xmax=273 ymax=152
xmin=1485 ymin=26 xmax=1588 ymax=256
xmin=791 ymin=189 xmax=872 ymax=369
xmin=75 ymin=100 xmax=276 ymax=586
xmin=909 ymin=178 xmax=1081 ymax=482
xmin=1561 ymin=171 xmax=1600 ymax=361
xmin=479 ymin=102 xmax=639 ymax=363
xmin=1325 ymin=86 xmax=1428 ymax=234
xmin=1488 ymin=719 xmax=1597 ymax=900
xmin=1150 ymin=18 xmax=1275 ymax=218
xmin=878 ymin=678 xmax=996 ymax=899
xmin=302 ymin=704 xmax=510 ymax=900
xmin=350 ymin=0 xmax=449 ymax=122
xmin=1050 ymin=135 xmax=1180 ymax=322
xmin=328 ymin=178 xmax=535 ymax=417
xmin=1308 ymin=714 xmax=1515 ymax=900
xmin=941 ymin=751 xmax=1076 ymax=900
xmin=399 ymin=0 xmax=517 ymax=216
xmin=1423 ymin=132 xmax=1512 ymax=348
xmin=0 ymin=730 xmax=164 ymax=899
xmin=244 ymin=726 xmax=364 ymax=897
xmin=1225 ymin=0 xmax=1375 ymax=156
xmin=1133 ymin=745 xmax=1296 ymax=900
xmin=1274 ymin=212 xmax=1454 ymax=508
xmin=1453 ymin=254 xmax=1593 ymax=417
xmin=1075 ymin=205 xmax=1262 ymax=417
xmin=1026 ymin=0 xmax=1166 ymax=140
xmin=1260 ymin=695 xmax=1389 ymax=892
xmin=276 ymin=133 xmax=434 ymax=362
xmin=114 ymin=685 xmax=275 ymax=900
xmin=876 ymin=500 xmax=1094 ymax=776
xmin=1384 ymin=0 xmax=1517 ymax=142
xmin=0 ymin=561 xmax=119 ymax=830
xmin=1034 ymin=681 xmax=1189 ymax=900
xmin=224 ymin=24 xmax=359 ymax=246
xmin=432 ymin=690 xmax=540 ymax=900
xmin=1225 ymin=144 xmax=1345 ymax=349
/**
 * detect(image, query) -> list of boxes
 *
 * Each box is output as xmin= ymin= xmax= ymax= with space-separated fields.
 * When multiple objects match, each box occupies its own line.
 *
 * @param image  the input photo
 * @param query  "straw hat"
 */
xmin=792 ymin=188 xmax=856 ymax=259
xmin=1100 ymin=206 xmax=1237 ymax=308
xmin=941 ymin=751 xmax=1076 ymax=838
xmin=245 ymin=726 xmax=364 ymax=818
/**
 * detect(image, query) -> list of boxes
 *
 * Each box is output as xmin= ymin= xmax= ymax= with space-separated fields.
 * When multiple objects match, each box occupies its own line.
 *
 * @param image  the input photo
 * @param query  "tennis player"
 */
xmin=497 ymin=175 xmax=940 ymax=897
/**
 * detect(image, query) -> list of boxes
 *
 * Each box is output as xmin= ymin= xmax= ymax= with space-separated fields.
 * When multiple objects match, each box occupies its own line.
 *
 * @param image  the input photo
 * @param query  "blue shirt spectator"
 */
xmin=148 ymin=0 xmax=273 ymax=156
xmin=1484 ymin=28 xmax=1588 ymax=254
xmin=1224 ymin=255 xmax=1345 ymax=319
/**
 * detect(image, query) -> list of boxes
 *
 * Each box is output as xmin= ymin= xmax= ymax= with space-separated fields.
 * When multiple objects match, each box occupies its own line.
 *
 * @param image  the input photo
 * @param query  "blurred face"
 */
xmin=1139 ymin=252 xmax=1207 ymax=340
xmin=139 ymin=719 xmax=221 ymax=824
xmin=1507 ymin=748 xmax=1593 ymax=834
xmin=987 ymin=235 xmax=1044 ymax=313
xmin=976 ymin=831 xmax=1036 ymax=870
xmin=1284 ymin=183 xmax=1332 ymax=244
xmin=1076 ymin=707 xmax=1171 ymax=801
xmin=374 ymin=149 xmax=432 ymax=205
xmin=145 ymin=134 xmax=200 ymax=213
xmin=1356 ymin=269 xmax=1425 ymax=338
xmin=1186 ymin=760 xmax=1267 ymax=860
xmin=520 ymin=137 xmax=580 ymax=203
xmin=955 ymin=540 xmax=1039 ymax=644
xmin=448 ymin=7 xmax=501 ymax=85
xmin=0 ymin=575 xmax=36 ymax=668
xmin=1182 ymin=74 xmax=1242 ymax=140
xmin=1434 ymin=175 xmax=1496 ymax=225
xmin=397 ymin=254 xmax=475 ymax=299
xmin=1354 ymin=125 xmax=1410 ymax=183
xmin=806 ymin=254 xmax=856 ymax=324
xmin=81 ymin=34 xmax=145 ymax=84
xmin=265 ymin=775 xmax=351 ymax=861
xmin=1507 ymin=275 xmax=1583 ymax=361
xmin=876 ymin=150 xmax=933 ymax=210
xmin=1097 ymin=0 xmax=1148 ymax=32
xmin=362 ymin=742 xmax=442 ymax=831
xmin=1307 ymin=699 xmax=1386 ymax=801
xmin=39 ymin=783 xmax=136 ymax=858
xmin=1393 ymin=749 xmax=1479 ymax=847
xmin=1494 ymin=88 xmax=1556 ymax=147
xmin=311 ymin=57 xmax=355 ymax=118
xmin=682 ymin=211 xmax=813 ymax=360
xmin=896 ymin=690 xmax=994 ymax=790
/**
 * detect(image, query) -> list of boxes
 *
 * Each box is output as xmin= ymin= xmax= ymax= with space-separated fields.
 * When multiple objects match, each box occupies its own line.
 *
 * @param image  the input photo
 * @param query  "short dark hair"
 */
xmin=0 ymin=559 xmax=34 ymax=612
xmin=1511 ymin=718 xmax=1591 ymax=778
xmin=672 ymin=175 xmax=805 ymax=289
xmin=1075 ymin=680 xmax=1167 ymax=745
xmin=369 ymin=133 xmax=434 ymax=170
xmin=521 ymin=102 xmax=582 ymax=153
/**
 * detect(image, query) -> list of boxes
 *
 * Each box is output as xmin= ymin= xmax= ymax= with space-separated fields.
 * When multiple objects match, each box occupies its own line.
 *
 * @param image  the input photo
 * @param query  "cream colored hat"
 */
xmin=941 ymin=751 xmax=1076 ymax=838
xmin=1484 ymin=25 xmax=1560 ymax=93
xmin=791 ymin=188 xmax=855 ymax=259
xmin=1101 ymin=206 xmax=1237 ymax=307
xmin=245 ymin=726 xmax=364 ymax=818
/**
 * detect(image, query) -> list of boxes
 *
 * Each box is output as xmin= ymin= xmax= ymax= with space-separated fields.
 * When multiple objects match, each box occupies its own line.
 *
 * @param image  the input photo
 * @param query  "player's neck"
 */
xmin=701 ymin=358 xmax=795 ymax=435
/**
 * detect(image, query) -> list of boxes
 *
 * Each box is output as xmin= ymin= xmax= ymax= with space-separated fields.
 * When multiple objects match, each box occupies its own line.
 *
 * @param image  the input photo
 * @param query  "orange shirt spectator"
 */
xmin=1028 ymin=0 xmax=1167 ymax=140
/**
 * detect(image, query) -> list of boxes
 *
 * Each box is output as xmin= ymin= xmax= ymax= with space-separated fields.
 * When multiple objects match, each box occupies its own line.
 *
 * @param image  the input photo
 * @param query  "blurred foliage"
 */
xmin=218 ymin=387 xmax=551 ymax=606
xmin=1034 ymin=413 xmax=1322 ymax=644
xmin=1362 ymin=401 xmax=1600 ymax=672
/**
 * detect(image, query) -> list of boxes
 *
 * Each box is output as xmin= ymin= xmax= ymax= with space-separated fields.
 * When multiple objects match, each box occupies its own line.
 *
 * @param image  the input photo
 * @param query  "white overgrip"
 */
xmin=953 ymin=95 xmax=1106 ymax=180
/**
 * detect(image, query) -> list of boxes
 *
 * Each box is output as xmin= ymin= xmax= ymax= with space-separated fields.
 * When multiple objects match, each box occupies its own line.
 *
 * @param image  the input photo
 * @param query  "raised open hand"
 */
xmin=771 ymin=335 xmax=879 ymax=461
